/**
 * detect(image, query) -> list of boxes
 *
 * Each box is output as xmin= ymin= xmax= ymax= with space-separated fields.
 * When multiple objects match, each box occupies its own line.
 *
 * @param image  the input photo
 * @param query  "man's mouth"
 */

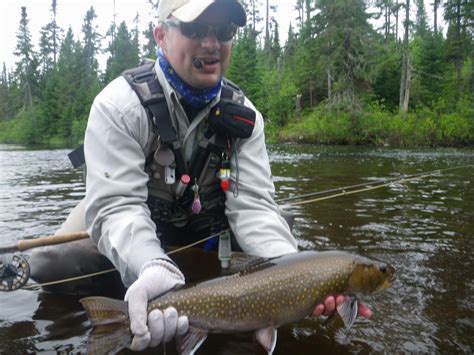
xmin=204 ymin=59 xmax=219 ymax=65
xmin=196 ymin=57 xmax=219 ymax=66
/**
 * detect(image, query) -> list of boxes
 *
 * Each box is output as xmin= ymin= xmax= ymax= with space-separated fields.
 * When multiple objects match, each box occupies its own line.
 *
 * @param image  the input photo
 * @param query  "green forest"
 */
xmin=0 ymin=0 xmax=473 ymax=147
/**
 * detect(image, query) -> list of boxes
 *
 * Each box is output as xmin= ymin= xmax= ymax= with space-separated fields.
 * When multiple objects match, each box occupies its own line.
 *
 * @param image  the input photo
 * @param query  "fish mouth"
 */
xmin=378 ymin=271 xmax=396 ymax=291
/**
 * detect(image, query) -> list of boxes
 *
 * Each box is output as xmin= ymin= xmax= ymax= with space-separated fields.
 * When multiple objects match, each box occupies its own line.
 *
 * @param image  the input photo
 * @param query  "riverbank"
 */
xmin=1 ymin=99 xmax=473 ymax=148
xmin=266 ymin=100 xmax=474 ymax=147
xmin=0 ymin=106 xmax=86 ymax=148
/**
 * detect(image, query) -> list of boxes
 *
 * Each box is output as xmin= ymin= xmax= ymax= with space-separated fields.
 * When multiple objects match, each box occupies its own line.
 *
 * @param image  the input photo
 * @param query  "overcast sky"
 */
xmin=0 ymin=0 xmax=297 ymax=71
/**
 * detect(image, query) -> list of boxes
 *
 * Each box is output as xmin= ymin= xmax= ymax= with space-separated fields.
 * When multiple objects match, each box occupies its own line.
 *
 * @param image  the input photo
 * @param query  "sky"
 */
xmin=0 ymin=0 xmax=296 ymax=72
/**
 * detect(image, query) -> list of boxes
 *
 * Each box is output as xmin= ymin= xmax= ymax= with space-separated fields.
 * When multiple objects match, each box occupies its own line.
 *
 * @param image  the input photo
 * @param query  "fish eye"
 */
xmin=379 ymin=264 xmax=387 ymax=273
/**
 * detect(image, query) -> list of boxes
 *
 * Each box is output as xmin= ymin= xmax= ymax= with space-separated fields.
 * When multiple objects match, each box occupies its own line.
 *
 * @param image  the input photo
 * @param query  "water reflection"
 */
xmin=1 ymin=144 xmax=473 ymax=353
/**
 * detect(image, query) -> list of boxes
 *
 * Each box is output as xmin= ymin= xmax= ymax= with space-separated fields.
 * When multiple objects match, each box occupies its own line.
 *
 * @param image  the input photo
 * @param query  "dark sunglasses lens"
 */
xmin=181 ymin=22 xmax=208 ymax=40
xmin=181 ymin=22 xmax=236 ymax=41
xmin=216 ymin=24 xmax=237 ymax=41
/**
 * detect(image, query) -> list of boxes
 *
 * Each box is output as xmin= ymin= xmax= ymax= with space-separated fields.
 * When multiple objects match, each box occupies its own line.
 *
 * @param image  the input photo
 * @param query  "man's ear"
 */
xmin=154 ymin=25 xmax=166 ymax=48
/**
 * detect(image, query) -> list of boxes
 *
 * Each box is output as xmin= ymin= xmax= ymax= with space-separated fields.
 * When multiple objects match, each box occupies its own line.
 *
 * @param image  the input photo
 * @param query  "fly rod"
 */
xmin=0 ymin=231 xmax=89 ymax=254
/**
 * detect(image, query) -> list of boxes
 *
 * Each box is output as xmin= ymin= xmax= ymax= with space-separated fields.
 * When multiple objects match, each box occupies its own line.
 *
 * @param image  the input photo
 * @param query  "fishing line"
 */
xmin=277 ymin=165 xmax=473 ymax=205
xmin=9 ymin=164 xmax=473 ymax=291
xmin=22 ymin=231 xmax=228 ymax=291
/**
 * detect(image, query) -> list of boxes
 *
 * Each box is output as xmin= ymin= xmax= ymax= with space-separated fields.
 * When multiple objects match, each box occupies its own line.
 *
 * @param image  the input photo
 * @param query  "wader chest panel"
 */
xmin=122 ymin=61 xmax=252 ymax=236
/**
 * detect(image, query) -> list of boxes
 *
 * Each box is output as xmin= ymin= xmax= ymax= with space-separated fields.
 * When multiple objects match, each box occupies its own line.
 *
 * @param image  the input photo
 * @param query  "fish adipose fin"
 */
xmin=80 ymin=296 xmax=132 ymax=354
xmin=176 ymin=327 xmax=208 ymax=355
xmin=336 ymin=295 xmax=358 ymax=328
xmin=255 ymin=326 xmax=278 ymax=354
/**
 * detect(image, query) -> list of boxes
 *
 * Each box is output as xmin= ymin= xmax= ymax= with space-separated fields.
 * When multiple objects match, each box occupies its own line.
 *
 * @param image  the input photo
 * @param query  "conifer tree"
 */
xmin=227 ymin=27 xmax=262 ymax=101
xmin=143 ymin=22 xmax=157 ymax=59
xmin=313 ymin=0 xmax=374 ymax=112
xmin=81 ymin=6 xmax=101 ymax=83
xmin=14 ymin=6 xmax=38 ymax=108
xmin=444 ymin=0 xmax=473 ymax=99
xmin=105 ymin=21 xmax=140 ymax=82
xmin=0 ymin=63 xmax=16 ymax=121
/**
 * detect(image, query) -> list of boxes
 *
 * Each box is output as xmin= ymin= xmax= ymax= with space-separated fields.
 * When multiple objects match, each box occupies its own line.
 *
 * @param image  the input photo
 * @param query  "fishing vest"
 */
xmin=121 ymin=61 xmax=256 ymax=238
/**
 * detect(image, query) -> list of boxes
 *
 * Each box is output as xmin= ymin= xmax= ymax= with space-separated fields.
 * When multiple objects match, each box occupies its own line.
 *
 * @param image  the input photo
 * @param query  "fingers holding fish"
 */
xmin=311 ymin=295 xmax=337 ymax=317
xmin=147 ymin=307 xmax=189 ymax=347
xmin=357 ymin=301 xmax=372 ymax=319
xmin=148 ymin=309 xmax=165 ymax=347
xmin=312 ymin=295 xmax=372 ymax=319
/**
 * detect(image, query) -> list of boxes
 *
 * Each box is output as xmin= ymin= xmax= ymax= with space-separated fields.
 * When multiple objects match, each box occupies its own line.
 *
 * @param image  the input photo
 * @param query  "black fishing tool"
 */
xmin=0 ymin=254 xmax=30 ymax=291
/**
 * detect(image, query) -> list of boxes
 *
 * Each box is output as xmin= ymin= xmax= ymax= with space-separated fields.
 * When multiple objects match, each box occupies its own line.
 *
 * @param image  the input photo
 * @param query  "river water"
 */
xmin=0 ymin=143 xmax=473 ymax=354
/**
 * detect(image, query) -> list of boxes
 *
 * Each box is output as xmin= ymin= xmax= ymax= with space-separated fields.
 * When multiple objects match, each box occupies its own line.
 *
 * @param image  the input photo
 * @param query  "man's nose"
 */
xmin=201 ymin=32 xmax=220 ymax=49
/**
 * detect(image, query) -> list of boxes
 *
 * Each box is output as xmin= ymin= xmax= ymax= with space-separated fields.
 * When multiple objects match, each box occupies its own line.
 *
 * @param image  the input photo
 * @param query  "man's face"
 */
xmin=154 ymin=6 xmax=233 ymax=89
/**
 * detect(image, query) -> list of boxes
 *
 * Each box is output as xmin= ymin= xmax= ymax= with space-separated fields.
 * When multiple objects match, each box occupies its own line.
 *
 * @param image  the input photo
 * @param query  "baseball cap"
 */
xmin=158 ymin=0 xmax=246 ymax=26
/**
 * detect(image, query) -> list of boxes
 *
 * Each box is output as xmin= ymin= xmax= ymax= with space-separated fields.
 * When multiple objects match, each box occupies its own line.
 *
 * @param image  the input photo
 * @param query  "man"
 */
xmin=31 ymin=0 xmax=370 ymax=351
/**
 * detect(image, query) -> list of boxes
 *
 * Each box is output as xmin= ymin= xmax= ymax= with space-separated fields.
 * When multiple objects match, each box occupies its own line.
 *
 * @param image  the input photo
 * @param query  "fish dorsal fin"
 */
xmin=336 ymin=295 xmax=358 ymax=328
xmin=255 ymin=327 xmax=278 ymax=355
xmin=225 ymin=252 xmax=267 ymax=275
xmin=176 ymin=327 xmax=208 ymax=355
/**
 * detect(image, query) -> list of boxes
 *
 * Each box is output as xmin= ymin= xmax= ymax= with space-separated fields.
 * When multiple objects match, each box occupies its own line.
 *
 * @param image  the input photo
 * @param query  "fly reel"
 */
xmin=0 ymin=254 xmax=30 ymax=291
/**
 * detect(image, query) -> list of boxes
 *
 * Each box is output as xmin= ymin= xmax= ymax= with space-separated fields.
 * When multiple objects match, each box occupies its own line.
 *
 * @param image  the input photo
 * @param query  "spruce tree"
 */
xmin=14 ymin=6 xmax=38 ymax=108
xmin=105 ymin=21 xmax=140 ymax=82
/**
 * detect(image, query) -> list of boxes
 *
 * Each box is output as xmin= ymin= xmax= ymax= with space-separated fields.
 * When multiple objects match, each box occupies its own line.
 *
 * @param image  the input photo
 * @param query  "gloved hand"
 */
xmin=124 ymin=259 xmax=188 ymax=351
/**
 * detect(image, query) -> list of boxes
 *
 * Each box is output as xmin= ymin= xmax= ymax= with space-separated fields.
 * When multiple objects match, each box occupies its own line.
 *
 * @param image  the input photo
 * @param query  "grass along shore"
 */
xmin=265 ymin=101 xmax=474 ymax=147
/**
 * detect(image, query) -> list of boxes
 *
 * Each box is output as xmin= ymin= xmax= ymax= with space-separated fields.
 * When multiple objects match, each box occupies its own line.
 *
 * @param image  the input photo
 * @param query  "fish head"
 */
xmin=347 ymin=256 xmax=395 ymax=294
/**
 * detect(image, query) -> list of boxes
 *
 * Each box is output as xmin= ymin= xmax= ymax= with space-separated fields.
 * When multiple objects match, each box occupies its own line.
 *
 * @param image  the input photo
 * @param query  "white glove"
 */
xmin=124 ymin=259 xmax=188 ymax=351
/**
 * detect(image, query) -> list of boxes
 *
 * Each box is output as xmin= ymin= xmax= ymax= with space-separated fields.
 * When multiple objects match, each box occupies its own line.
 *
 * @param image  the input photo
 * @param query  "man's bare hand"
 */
xmin=312 ymin=295 xmax=372 ymax=318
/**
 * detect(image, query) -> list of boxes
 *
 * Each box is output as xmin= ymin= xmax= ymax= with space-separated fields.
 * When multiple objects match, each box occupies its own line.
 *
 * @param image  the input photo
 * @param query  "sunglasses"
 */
xmin=165 ymin=19 xmax=237 ymax=42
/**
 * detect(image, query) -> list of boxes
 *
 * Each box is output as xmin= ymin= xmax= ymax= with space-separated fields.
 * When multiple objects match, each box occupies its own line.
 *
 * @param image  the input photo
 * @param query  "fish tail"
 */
xmin=80 ymin=296 xmax=129 ymax=326
xmin=80 ymin=296 xmax=132 ymax=354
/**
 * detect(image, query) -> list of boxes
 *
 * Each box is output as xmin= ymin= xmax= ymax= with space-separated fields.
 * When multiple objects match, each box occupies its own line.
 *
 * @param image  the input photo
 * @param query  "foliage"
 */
xmin=1 ymin=0 xmax=473 ymax=147
xmin=227 ymin=27 xmax=263 ymax=100
xmin=0 ymin=106 xmax=42 ymax=144
xmin=269 ymin=98 xmax=474 ymax=147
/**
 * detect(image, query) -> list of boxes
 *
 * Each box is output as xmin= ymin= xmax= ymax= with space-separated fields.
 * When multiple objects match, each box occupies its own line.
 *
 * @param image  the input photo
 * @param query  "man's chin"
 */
xmin=192 ymin=73 xmax=222 ymax=89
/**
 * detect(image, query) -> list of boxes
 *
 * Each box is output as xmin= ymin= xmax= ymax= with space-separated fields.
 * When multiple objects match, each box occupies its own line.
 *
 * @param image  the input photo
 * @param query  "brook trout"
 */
xmin=80 ymin=251 xmax=395 ymax=354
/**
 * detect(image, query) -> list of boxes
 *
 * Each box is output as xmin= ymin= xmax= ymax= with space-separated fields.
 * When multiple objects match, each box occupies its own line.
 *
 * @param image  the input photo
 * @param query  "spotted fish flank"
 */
xmin=80 ymin=251 xmax=395 ymax=354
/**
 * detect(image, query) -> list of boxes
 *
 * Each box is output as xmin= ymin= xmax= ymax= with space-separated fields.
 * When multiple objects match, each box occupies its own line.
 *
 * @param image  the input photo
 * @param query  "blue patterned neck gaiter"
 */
xmin=157 ymin=49 xmax=222 ymax=108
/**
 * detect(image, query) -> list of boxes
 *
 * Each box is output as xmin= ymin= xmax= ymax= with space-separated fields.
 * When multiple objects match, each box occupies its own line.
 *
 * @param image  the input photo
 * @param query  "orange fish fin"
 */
xmin=255 ymin=326 xmax=277 ymax=354
xmin=176 ymin=327 xmax=208 ymax=355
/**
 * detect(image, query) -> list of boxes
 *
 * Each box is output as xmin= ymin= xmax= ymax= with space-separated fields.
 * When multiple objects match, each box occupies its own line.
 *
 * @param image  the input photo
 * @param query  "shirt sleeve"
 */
xmin=84 ymin=77 xmax=171 ymax=287
xmin=225 ymin=98 xmax=299 ymax=257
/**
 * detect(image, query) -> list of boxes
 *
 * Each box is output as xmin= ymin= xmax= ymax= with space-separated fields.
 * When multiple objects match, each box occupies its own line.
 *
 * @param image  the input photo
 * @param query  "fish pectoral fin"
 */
xmin=255 ymin=326 xmax=278 ymax=355
xmin=336 ymin=295 xmax=358 ymax=328
xmin=176 ymin=327 xmax=208 ymax=355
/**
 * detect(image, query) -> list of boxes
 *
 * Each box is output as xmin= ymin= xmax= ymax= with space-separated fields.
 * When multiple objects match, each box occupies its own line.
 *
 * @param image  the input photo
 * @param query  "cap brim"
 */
xmin=173 ymin=0 xmax=246 ymax=27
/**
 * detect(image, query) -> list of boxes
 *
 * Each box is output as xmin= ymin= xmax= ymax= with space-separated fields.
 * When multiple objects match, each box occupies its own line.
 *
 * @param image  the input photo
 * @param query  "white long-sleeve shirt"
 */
xmin=84 ymin=62 xmax=298 ymax=287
